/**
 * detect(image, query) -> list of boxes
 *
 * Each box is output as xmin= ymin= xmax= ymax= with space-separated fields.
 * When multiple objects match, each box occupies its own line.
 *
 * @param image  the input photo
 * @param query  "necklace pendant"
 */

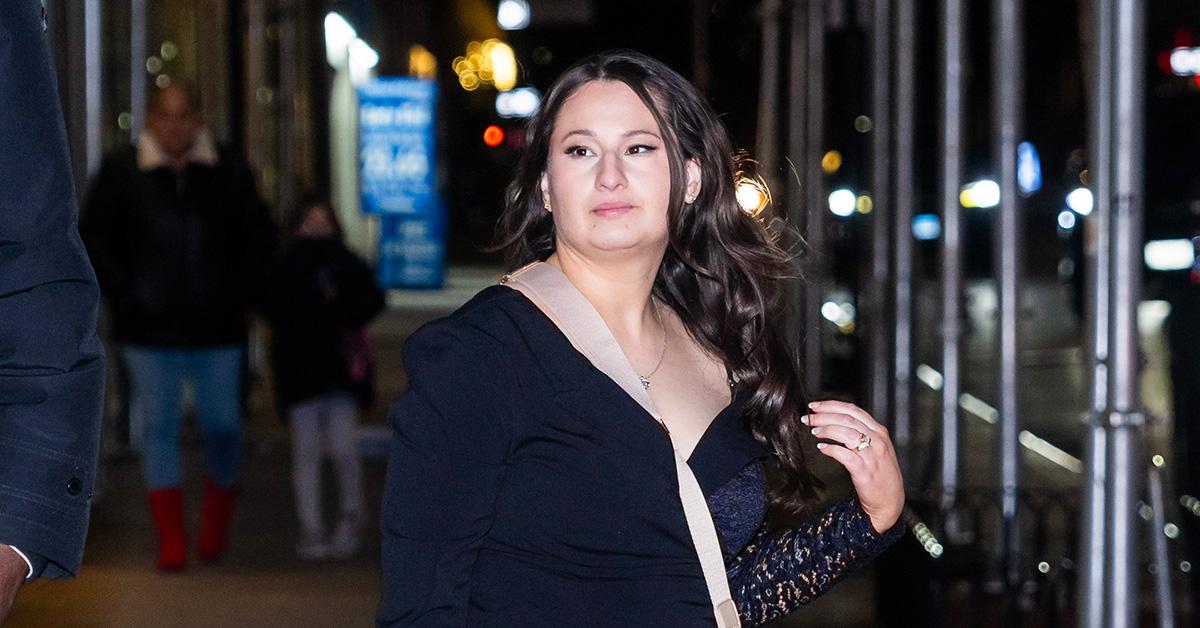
xmin=639 ymin=376 xmax=651 ymax=390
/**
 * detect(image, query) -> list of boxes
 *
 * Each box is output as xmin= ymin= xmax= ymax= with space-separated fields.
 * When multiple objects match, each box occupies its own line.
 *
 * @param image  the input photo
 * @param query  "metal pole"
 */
xmin=130 ymin=0 xmax=147 ymax=141
xmin=278 ymin=0 xmax=299 ymax=220
xmin=803 ymin=0 xmax=826 ymax=397
xmin=785 ymin=0 xmax=810 ymax=349
xmin=53 ymin=0 xmax=103 ymax=196
xmin=939 ymin=0 xmax=964 ymax=522
xmin=993 ymin=0 xmax=1024 ymax=593
xmin=868 ymin=0 xmax=893 ymax=429
xmin=245 ymin=0 xmax=268 ymax=189
xmin=892 ymin=0 xmax=916 ymax=465
xmin=1081 ymin=426 xmax=1110 ymax=627
xmin=1104 ymin=0 xmax=1146 ymax=624
xmin=1148 ymin=463 xmax=1176 ymax=628
xmin=1105 ymin=426 xmax=1140 ymax=628
xmin=83 ymin=0 xmax=102 ymax=178
xmin=1079 ymin=0 xmax=1114 ymax=620
xmin=756 ymin=0 xmax=782 ymax=190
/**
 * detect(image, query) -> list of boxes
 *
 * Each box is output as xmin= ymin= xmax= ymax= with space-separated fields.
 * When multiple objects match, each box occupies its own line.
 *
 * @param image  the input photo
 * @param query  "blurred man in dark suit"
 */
xmin=0 ymin=0 xmax=107 ymax=621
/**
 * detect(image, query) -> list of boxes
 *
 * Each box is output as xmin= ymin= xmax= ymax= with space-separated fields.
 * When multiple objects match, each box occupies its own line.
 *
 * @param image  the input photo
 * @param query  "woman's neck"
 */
xmin=546 ymin=247 xmax=661 ymax=335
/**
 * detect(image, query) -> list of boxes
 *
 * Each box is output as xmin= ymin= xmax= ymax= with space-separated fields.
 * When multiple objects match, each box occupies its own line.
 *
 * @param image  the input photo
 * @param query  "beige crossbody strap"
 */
xmin=501 ymin=261 xmax=741 ymax=628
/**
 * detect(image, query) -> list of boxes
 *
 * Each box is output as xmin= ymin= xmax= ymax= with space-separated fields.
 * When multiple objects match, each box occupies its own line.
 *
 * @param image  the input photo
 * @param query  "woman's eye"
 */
xmin=565 ymin=145 xmax=594 ymax=157
xmin=627 ymin=144 xmax=659 ymax=155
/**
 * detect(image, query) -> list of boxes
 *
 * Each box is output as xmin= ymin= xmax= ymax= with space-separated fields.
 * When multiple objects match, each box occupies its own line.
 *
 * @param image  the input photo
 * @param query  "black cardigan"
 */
xmin=378 ymin=286 xmax=901 ymax=627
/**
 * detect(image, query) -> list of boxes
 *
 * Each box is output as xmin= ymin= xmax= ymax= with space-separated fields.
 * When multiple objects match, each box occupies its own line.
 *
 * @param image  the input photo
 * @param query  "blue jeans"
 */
xmin=122 ymin=345 xmax=243 ymax=490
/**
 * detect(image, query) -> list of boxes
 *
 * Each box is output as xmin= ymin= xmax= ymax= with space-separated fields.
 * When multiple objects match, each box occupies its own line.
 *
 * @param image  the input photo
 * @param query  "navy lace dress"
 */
xmin=379 ymin=286 xmax=903 ymax=627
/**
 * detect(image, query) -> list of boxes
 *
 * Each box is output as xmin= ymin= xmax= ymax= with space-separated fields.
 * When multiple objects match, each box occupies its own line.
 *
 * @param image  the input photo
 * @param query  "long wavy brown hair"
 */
xmin=494 ymin=50 xmax=822 ymax=516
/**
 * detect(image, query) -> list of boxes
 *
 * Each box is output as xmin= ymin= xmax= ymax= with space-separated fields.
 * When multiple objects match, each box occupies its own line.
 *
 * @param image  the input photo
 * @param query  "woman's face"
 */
xmin=540 ymin=80 xmax=699 ymax=262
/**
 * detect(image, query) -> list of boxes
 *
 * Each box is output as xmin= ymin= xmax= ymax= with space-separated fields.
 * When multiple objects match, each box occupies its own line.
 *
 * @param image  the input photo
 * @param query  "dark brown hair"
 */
xmin=494 ymin=50 xmax=822 ymax=516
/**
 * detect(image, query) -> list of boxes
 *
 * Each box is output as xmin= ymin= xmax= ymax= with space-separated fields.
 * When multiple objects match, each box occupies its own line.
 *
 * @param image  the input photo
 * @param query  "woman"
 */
xmin=262 ymin=198 xmax=384 ymax=560
xmin=379 ymin=51 xmax=905 ymax=627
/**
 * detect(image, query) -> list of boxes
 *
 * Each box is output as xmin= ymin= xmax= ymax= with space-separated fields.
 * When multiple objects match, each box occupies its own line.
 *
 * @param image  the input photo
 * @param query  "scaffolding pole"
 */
xmin=992 ymin=0 xmax=1024 ymax=593
xmin=784 ymin=0 xmax=810 ymax=350
xmin=868 ymin=0 xmax=893 ymax=429
xmin=1079 ymin=0 xmax=1114 ymax=618
xmin=1080 ymin=0 xmax=1146 ymax=625
xmin=802 ymin=0 xmax=826 ymax=397
xmin=130 ymin=0 xmax=147 ymax=140
xmin=892 ymin=0 xmax=916 ymax=467
xmin=756 ymin=0 xmax=783 ymax=192
xmin=939 ymin=0 xmax=965 ymax=522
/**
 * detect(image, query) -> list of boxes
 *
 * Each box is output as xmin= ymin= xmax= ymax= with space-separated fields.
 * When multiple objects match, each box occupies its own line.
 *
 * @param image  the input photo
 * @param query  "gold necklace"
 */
xmin=638 ymin=301 xmax=667 ymax=390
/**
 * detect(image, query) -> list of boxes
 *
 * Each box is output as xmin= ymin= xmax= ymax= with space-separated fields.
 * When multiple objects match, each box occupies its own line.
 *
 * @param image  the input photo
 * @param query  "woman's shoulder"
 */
xmin=405 ymin=285 xmax=540 ymax=357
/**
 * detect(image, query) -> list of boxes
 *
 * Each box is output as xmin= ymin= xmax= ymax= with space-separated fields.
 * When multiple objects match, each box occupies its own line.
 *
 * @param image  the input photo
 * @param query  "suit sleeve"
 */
xmin=0 ymin=0 xmax=106 ymax=579
xmin=727 ymin=499 xmax=905 ymax=626
xmin=377 ymin=322 xmax=515 ymax=627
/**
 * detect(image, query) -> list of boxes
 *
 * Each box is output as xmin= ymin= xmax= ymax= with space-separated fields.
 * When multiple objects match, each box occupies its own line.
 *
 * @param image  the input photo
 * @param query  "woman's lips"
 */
xmin=591 ymin=202 xmax=634 ymax=217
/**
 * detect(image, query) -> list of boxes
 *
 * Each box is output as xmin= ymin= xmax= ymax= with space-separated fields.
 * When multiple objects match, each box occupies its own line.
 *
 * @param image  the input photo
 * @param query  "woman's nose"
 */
xmin=594 ymin=153 xmax=627 ymax=191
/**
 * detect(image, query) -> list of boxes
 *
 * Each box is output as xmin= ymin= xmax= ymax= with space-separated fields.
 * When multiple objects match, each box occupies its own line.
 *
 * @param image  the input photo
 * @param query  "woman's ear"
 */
xmin=684 ymin=159 xmax=702 ymax=204
xmin=539 ymin=174 xmax=552 ymax=212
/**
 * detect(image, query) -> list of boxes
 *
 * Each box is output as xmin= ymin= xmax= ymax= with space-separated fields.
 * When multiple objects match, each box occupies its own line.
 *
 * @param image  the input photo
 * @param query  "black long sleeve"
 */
xmin=0 ymin=0 xmax=106 ymax=579
xmin=378 ymin=322 xmax=516 ymax=626
xmin=727 ymin=499 xmax=905 ymax=626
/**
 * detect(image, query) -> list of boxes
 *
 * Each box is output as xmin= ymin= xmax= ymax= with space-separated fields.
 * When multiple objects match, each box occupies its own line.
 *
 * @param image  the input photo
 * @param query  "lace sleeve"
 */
xmin=726 ymin=498 xmax=905 ymax=626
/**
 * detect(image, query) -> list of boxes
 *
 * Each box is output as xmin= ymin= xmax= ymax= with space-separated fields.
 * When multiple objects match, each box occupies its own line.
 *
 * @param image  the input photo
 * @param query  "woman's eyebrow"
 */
xmin=559 ymin=128 xmax=662 ymax=141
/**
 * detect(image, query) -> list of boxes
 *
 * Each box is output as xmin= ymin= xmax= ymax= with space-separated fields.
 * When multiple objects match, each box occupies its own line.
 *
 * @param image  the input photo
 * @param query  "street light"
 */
xmin=348 ymin=38 xmax=380 ymax=86
xmin=1066 ymin=187 xmax=1094 ymax=216
xmin=959 ymin=179 xmax=1000 ymax=208
xmin=497 ymin=0 xmax=531 ymax=30
xmin=828 ymin=188 xmax=856 ymax=217
xmin=496 ymin=87 xmax=541 ymax=118
xmin=488 ymin=40 xmax=517 ymax=91
xmin=324 ymin=12 xmax=357 ymax=68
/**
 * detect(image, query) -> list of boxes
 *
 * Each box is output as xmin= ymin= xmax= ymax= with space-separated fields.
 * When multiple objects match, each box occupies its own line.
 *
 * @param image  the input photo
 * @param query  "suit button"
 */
xmin=66 ymin=477 xmax=83 ymax=496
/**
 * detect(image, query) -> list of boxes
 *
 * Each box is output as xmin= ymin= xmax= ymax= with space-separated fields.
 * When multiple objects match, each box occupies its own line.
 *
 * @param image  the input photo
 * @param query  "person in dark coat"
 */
xmin=0 ymin=0 xmax=106 ymax=620
xmin=80 ymin=82 xmax=277 ymax=571
xmin=377 ymin=51 xmax=905 ymax=627
xmin=262 ymin=198 xmax=385 ymax=560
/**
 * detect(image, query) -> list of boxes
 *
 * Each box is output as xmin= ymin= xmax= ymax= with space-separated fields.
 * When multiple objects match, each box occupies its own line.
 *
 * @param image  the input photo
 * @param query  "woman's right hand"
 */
xmin=804 ymin=400 xmax=905 ymax=534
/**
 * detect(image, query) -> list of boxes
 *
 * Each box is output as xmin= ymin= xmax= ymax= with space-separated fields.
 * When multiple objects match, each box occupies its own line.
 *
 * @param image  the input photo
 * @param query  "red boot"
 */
xmin=198 ymin=479 xmax=237 ymax=562
xmin=147 ymin=487 xmax=186 ymax=571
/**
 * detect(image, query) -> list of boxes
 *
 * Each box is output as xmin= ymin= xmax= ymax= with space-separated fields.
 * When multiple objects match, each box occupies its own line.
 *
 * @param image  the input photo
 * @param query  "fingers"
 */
xmin=810 ymin=424 xmax=871 ymax=451
xmin=808 ymin=400 xmax=887 ymax=435
xmin=804 ymin=412 xmax=879 ymax=448
xmin=816 ymin=441 xmax=865 ymax=471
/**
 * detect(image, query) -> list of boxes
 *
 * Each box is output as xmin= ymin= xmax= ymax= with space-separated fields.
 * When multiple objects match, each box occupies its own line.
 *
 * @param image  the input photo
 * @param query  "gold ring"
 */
xmin=855 ymin=432 xmax=872 ymax=452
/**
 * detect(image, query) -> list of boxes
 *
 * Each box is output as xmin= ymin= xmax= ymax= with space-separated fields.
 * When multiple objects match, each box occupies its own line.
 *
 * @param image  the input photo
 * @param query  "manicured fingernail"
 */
xmin=816 ymin=443 xmax=827 ymax=450
xmin=810 ymin=427 xmax=822 ymax=436
xmin=808 ymin=401 xmax=819 ymax=409
xmin=800 ymin=415 xmax=810 ymax=425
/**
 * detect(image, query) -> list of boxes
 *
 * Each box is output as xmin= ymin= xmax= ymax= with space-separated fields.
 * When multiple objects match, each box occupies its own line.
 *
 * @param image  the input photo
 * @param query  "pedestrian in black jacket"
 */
xmin=262 ymin=198 xmax=385 ymax=560
xmin=80 ymin=82 xmax=277 ymax=571
xmin=0 ymin=0 xmax=105 ymax=620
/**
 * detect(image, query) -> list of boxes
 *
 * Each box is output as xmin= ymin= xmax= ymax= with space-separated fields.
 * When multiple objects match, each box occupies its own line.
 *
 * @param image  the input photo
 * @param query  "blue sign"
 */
xmin=377 ymin=209 xmax=447 ymax=289
xmin=358 ymin=78 xmax=438 ymax=214
xmin=360 ymin=77 xmax=445 ymax=288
